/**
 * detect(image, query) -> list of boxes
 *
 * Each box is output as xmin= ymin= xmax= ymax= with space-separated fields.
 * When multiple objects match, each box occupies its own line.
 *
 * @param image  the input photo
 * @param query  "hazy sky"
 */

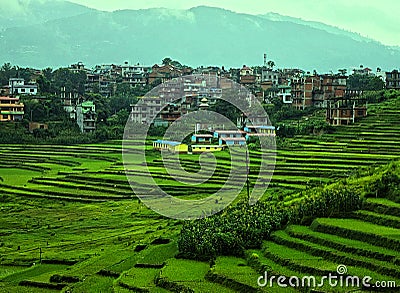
xmin=67 ymin=0 xmax=400 ymax=47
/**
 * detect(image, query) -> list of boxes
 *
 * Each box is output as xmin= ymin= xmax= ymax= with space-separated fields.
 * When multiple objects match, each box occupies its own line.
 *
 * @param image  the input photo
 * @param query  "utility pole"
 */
xmin=246 ymin=148 xmax=250 ymax=203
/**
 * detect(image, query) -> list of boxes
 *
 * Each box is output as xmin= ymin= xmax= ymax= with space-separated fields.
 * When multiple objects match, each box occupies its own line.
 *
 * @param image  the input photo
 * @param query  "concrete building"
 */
xmin=277 ymin=85 xmax=292 ymax=104
xmin=29 ymin=122 xmax=48 ymax=133
xmin=153 ymin=140 xmax=188 ymax=153
xmin=130 ymin=97 xmax=163 ymax=124
xmin=8 ymin=78 xmax=38 ymax=95
xmin=0 ymin=96 xmax=24 ymax=122
xmin=76 ymin=101 xmax=96 ymax=133
xmin=261 ymin=69 xmax=280 ymax=86
xmin=385 ymin=70 xmax=400 ymax=90
xmin=326 ymin=100 xmax=367 ymax=126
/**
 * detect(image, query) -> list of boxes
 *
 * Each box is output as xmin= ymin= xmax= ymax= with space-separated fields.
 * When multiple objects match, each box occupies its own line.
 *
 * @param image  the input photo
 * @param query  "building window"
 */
xmin=3 ymin=115 xmax=8 ymax=119
xmin=30 ymin=89 xmax=34 ymax=92
xmin=21 ymin=89 xmax=25 ymax=92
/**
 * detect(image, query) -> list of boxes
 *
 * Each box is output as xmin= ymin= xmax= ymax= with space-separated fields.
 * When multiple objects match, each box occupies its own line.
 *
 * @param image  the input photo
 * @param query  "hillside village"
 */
xmin=0 ymin=57 xmax=398 ymax=139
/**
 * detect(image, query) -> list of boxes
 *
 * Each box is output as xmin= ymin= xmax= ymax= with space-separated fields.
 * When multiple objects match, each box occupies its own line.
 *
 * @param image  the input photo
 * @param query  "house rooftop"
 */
xmin=220 ymin=137 xmax=246 ymax=141
xmin=191 ymin=144 xmax=223 ymax=148
xmin=0 ymin=96 xmax=19 ymax=100
xmin=193 ymin=134 xmax=213 ymax=138
xmin=154 ymin=140 xmax=184 ymax=146
xmin=245 ymin=125 xmax=276 ymax=130
xmin=214 ymin=130 xmax=245 ymax=134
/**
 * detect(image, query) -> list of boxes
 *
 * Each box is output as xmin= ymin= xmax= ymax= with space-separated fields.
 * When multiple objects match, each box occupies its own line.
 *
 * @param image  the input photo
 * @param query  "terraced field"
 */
xmin=0 ymin=96 xmax=399 ymax=292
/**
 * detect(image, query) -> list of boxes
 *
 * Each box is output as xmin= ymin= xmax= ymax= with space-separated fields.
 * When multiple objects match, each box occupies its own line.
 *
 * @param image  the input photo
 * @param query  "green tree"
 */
xmin=267 ymin=60 xmax=275 ymax=70
xmin=162 ymin=57 xmax=172 ymax=65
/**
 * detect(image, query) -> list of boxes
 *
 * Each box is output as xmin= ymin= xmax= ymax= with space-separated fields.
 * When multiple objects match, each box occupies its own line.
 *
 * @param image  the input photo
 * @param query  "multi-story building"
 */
xmin=148 ymin=64 xmax=182 ymax=85
xmin=121 ymin=62 xmax=149 ymax=87
xmin=76 ymin=101 xmax=96 ymax=133
xmin=0 ymin=96 xmax=24 ymax=122
xmin=8 ymin=78 xmax=38 ymax=95
xmin=68 ymin=62 xmax=88 ymax=74
xmin=385 ymin=69 xmax=400 ymax=90
xmin=85 ymin=74 xmax=115 ymax=96
xmin=326 ymin=100 xmax=367 ymax=126
xmin=261 ymin=69 xmax=280 ymax=86
xmin=352 ymin=67 xmax=373 ymax=76
xmin=130 ymin=97 xmax=163 ymax=124
xmin=277 ymin=85 xmax=292 ymax=104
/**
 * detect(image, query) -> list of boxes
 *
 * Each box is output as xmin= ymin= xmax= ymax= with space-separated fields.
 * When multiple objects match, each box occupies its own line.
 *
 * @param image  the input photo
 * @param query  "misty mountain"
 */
xmin=0 ymin=3 xmax=399 ymax=72
xmin=258 ymin=12 xmax=373 ymax=43
xmin=0 ymin=0 xmax=94 ymax=29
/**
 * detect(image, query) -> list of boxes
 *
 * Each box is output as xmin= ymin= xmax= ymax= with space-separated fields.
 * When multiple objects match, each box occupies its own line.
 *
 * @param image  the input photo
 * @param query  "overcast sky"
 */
xmin=66 ymin=0 xmax=400 ymax=47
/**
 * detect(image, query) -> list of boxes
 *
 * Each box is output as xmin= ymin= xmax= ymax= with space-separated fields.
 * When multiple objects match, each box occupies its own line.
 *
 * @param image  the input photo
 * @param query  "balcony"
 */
xmin=0 ymin=111 xmax=24 ymax=115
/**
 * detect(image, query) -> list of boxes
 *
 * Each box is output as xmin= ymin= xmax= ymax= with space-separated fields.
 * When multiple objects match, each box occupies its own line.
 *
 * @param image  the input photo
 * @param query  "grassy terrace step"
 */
xmin=1 ymin=263 xmax=70 ymax=284
xmin=208 ymin=256 xmax=264 ymax=292
xmin=286 ymin=225 xmax=400 ymax=263
xmin=0 ymin=183 xmax=110 ymax=202
xmin=363 ymin=198 xmax=400 ymax=217
xmin=245 ymin=250 xmax=301 ymax=292
xmin=117 ymin=267 xmax=163 ymax=292
xmin=157 ymin=258 xmax=236 ymax=293
xmin=0 ymin=154 xmax=81 ymax=167
xmin=262 ymin=241 xmax=397 ymax=282
xmin=1 ymin=148 xmax=109 ymax=155
xmin=263 ymin=241 xmax=342 ymax=275
xmin=277 ymin=150 xmax=398 ymax=160
xmin=28 ymin=178 xmax=133 ymax=197
xmin=271 ymin=230 xmax=400 ymax=278
xmin=276 ymin=158 xmax=387 ymax=166
xmin=26 ymin=183 xmax=131 ymax=200
xmin=2 ymin=151 xmax=118 ymax=162
xmin=1 ymin=145 xmax=122 ymax=153
xmin=46 ymin=177 xmax=132 ymax=191
xmin=310 ymin=218 xmax=400 ymax=250
xmin=351 ymin=210 xmax=400 ymax=229
xmin=275 ymin=161 xmax=359 ymax=170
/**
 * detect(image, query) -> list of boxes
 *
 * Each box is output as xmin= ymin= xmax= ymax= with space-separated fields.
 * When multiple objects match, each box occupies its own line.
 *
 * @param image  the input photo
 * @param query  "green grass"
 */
xmin=118 ymin=267 xmax=160 ymax=289
xmin=158 ymin=258 xmax=239 ymax=292
xmin=312 ymin=218 xmax=400 ymax=240
xmin=0 ymin=169 xmax=43 ymax=186
xmin=1 ymin=264 xmax=69 ymax=284
xmin=0 ymin=96 xmax=400 ymax=291
xmin=64 ymin=275 xmax=115 ymax=293
xmin=211 ymin=256 xmax=262 ymax=290
xmin=366 ymin=198 xmax=400 ymax=208
xmin=0 ymin=266 xmax=28 ymax=279
xmin=286 ymin=225 xmax=400 ymax=260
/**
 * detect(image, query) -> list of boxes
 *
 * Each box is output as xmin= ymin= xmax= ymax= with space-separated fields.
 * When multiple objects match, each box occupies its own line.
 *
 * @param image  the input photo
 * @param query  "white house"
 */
xmin=9 ymin=78 xmax=38 ymax=95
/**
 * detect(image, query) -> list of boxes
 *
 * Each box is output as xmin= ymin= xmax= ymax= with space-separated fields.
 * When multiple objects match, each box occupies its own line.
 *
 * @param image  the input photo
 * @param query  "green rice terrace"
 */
xmin=0 ymin=96 xmax=399 ymax=292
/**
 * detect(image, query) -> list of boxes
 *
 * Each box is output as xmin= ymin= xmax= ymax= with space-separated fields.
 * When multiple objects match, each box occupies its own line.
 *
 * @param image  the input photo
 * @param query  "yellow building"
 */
xmin=0 ymin=96 xmax=24 ymax=122
xmin=153 ymin=140 xmax=188 ymax=153
xmin=191 ymin=145 xmax=224 ymax=153
xmin=244 ymin=125 xmax=276 ymax=137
